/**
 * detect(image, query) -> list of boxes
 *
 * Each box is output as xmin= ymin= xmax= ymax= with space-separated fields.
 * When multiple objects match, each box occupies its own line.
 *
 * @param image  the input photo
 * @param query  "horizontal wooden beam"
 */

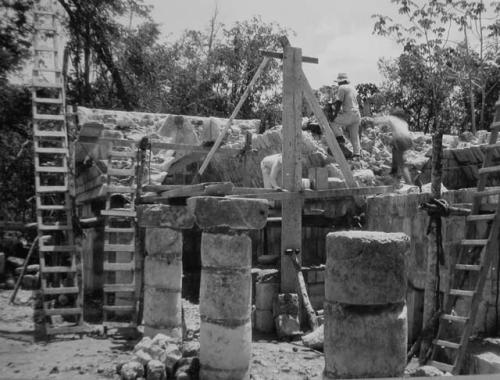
xmin=260 ymin=50 xmax=318 ymax=64
xmin=228 ymin=185 xmax=394 ymax=201
xmin=261 ymin=50 xmax=318 ymax=64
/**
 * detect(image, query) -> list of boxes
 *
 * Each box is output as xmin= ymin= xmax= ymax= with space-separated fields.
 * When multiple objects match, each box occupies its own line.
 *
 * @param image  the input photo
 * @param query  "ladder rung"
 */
xmin=33 ymin=114 xmax=65 ymax=121
xmin=101 ymin=209 xmax=136 ymax=217
xmin=35 ymin=147 xmax=68 ymax=154
xmin=103 ymin=284 xmax=136 ymax=293
xmin=41 ymin=266 xmax=75 ymax=273
xmin=467 ymin=213 xmax=495 ymax=222
xmin=36 ymin=166 xmax=68 ymax=173
xmin=455 ymin=264 xmax=481 ymax=271
xmin=103 ymin=262 xmax=134 ymax=271
xmin=39 ymin=245 xmax=75 ymax=252
xmin=35 ymin=27 xmax=56 ymax=32
xmin=37 ymin=204 xmax=68 ymax=211
xmin=108 ymin=150 xmax=136 ymax=158
xmin=479 ymin=165 xmax=500 ymax=175
xmin=105 ymin=227 xmax=135 ymax=233
xmin=46 ymin=325 xmax=88 ymax=336
xmin=461 ymin=239 xmax=488 ymax=246
xmin=34 ymin=47 xmax=58 ymax=52
xmin=103 ymin=305 xmax=135 ymax=312
xmin=474 ymin=188 xmax=500 ymax=197
xmin=450 ymin=289 xmax=475 ymax=297
xmin=34 ymin=97 xmax=63 ymax=104
xmin=34 ymin=10 xmax=56 ymax=16
xmin=441 ymin=314 xmax=468 ymax=323
xmin=34 ymin=129 xmax=66 ymax=138
xmin=429 ymin=360 xmax=453 ymax=373
xmin=44 ymin=308 xmax=82 ymax=316
xmin=43 ymin=286 xmax=79 ymax=295
xmin=32 ymin=81 xmax=63 ymax=88
xmin=107 ymin=168 xmax=136 ymax=176
xmin=38 ymin=224 xmax=71 ymax=231
xmin=104 ymin=244 xmax=135 ymax=252
xmin=36 ymin=185 xmax=68 ymax=193
xmin=433 ymin=339 xmax=460 ymax=349
xmin=33 ymin=68 xmax=60 ymax=73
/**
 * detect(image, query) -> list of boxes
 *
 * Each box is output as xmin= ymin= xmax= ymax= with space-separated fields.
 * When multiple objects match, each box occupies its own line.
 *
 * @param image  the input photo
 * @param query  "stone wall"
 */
xmin=366 ymin=189 xmax=500 ymax=341
xmin=442 ymin=146 xmax=500 ymax=190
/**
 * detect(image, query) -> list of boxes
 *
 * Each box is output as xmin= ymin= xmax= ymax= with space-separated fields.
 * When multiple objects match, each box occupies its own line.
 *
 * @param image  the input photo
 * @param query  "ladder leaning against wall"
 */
xmin=31 ymin=0 xmax=86 ymax=336
xmin=430 ymin=96 xmax=500 ymax=374
xmin=101 ymin=140 xmax=142 ymax=330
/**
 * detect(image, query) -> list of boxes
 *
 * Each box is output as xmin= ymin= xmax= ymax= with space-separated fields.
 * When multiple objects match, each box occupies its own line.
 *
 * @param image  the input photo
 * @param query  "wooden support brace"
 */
xmin=197 ymin=56 xmax=271 ymax=176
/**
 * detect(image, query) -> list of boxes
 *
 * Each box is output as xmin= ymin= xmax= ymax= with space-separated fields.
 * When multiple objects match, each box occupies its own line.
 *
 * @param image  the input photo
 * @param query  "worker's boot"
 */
xmin=335 ymin=136 xmax=353 ymax=159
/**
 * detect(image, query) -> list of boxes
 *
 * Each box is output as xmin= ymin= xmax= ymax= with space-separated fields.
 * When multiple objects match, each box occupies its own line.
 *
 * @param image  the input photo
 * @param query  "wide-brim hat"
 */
xmin=336 ymin=72 xmax=349 ymax=82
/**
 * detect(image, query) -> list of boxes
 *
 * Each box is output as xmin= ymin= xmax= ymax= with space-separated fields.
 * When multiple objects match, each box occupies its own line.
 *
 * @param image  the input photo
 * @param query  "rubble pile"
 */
xmin=118 ymin=333 xmax=200 ymax=380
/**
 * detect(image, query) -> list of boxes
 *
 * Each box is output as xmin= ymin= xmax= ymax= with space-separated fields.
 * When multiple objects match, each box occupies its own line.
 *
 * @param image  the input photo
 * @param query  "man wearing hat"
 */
xmin=329 ymin=72 xmax=362 ymax=158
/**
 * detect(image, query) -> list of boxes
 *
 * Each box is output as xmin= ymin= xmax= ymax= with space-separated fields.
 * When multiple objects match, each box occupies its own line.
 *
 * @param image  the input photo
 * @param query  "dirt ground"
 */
xmin=0 ymin=289 xmax=324 ymax=380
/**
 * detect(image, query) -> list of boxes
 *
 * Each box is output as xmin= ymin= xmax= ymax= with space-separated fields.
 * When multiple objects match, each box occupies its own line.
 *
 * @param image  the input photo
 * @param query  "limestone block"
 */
xmin=323 ymin=302 xmax=407 ymax=379
xmin=274 ymin=314 xmax=301 ymax=338
xmin=181 ymin=341 xmax=200 ymax=357
xmin=255 ymin=309 xmax=274 ymax=333
xmin=255 ymin=282 xmax=279 ymax=310
xmin=470 ymin=352 xmax=500 ymax=374
xmin=143 ymin=287 xmax=182 ymax=336
xmin=187 ymin=196 xmax=268 ymax=230
xmin=134 ymin=336 xmax=153 ymax=353
xmin=145 ymin=326 xmax=182 ymax=341
xmin=326 ymin=231 xmax=409 ymax=305
xmin=147 ymin=360 xmax=166 ymax=380
xmin=145 ymin=228 xmax=182 ymax=257
xmin=138 ymin=205 xmax=194 ymax=229
xmin=120 ymin=360 xmax=145 ymax=380
xmin=200 ymin=268 xmax=251 ymax=322
xmin=174 ymin=357 xmax=200 ymax=380
xmin=144 ymin=256 xmax=182 ymax=289
xmin=200 ymin=321 xmax=251 ymax=380
xmin=201 ymin=233 xmax=252 ymax=268
xmin=134 ymin=349 xmax=153 ymax=365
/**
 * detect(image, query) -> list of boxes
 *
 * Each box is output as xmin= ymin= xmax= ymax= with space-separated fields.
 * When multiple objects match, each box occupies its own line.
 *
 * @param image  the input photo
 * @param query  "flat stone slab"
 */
xmin=187 ymin=196 xmax=268 ymax=230
xmin=137 ymin=205 xmax=195 ymax=229
xmin=326 ymin=231 xmax=409 ymax=305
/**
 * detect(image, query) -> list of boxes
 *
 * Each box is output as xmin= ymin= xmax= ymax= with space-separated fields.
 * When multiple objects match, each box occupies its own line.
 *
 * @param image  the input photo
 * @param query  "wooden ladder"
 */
xmin=430 ymin=97 xmax=500 ymax=374
xmin=102 ymin=143 xmax=140 ymax=328
xmin=31 ymin=1 xmax=86 ymax=336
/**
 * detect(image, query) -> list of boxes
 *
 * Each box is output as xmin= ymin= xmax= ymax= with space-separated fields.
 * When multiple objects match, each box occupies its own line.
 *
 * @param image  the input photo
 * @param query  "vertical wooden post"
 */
xmin=281 ymin=45 xmax=303 ymax=293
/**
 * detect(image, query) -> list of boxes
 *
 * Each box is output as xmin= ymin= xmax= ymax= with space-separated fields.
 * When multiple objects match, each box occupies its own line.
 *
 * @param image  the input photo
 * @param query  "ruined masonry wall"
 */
xmin=366 ymin=189 xmax=500 ymax=339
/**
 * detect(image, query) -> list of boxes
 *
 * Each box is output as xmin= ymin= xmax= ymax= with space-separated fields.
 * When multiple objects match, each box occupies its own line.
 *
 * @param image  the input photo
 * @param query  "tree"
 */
xmin=0 ymin=0 xmax=35 ymax=222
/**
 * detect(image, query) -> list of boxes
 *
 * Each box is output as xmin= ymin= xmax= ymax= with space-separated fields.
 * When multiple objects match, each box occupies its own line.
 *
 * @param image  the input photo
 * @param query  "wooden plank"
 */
xmin=300 ymin=68 xmax=357 ymax=188
xmin=44 ymin=308 xmax=82 ymax=316
xmin=260 ymin=50 xmax=319 ymax=64
xmin=198 ymin=56 xmax=271 ymax=176
xmin=228 ymin=185 xmax=393 ymax=201
xmin=101 ymin=209 xmax=136 ymax=217
xmin=281 ymin=45 xmax=303 ymax=293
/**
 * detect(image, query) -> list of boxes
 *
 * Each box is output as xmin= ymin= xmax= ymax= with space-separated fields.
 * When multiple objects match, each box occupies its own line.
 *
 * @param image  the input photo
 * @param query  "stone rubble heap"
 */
xmin=118 ymin=333 xmax=200 ymax=380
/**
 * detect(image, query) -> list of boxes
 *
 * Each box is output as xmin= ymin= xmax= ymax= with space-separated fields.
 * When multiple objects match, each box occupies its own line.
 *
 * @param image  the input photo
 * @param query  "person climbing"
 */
xmin=329 ymin=72 xmax=362 ymax=159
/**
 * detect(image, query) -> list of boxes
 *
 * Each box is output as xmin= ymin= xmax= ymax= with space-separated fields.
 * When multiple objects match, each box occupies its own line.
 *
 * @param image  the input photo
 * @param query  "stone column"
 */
xmin=137 ymin=204 xmax=195 ymax=340
xmin=324 ymin=231 xmax=409 ymax=379
xmin=187 ymin=196 xmax=268 ymax=380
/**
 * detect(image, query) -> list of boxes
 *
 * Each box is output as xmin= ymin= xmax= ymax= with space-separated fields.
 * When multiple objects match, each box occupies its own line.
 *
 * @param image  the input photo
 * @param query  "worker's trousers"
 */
xmin=332 ymin=111 xmax=361 ymax=155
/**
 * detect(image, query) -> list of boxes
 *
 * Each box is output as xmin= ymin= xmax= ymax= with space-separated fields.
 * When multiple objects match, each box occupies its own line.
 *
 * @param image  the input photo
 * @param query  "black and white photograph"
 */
xmin=1 ymin=0 xmax=500 ymax=379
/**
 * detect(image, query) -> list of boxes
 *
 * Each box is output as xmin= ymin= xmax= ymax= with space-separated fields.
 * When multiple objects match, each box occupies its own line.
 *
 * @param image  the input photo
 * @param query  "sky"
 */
xmin=144 ymin=0 xmax=402 ymax=88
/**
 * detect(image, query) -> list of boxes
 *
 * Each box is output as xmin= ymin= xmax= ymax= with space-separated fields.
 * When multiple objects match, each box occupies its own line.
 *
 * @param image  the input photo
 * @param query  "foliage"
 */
xmin=373 ymin=0 xmax=500 ymax=133
xmin=0 ymin=0 xmax=33 ymax=80
xmin=0 ymin=83 xmax=34 ymax=222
